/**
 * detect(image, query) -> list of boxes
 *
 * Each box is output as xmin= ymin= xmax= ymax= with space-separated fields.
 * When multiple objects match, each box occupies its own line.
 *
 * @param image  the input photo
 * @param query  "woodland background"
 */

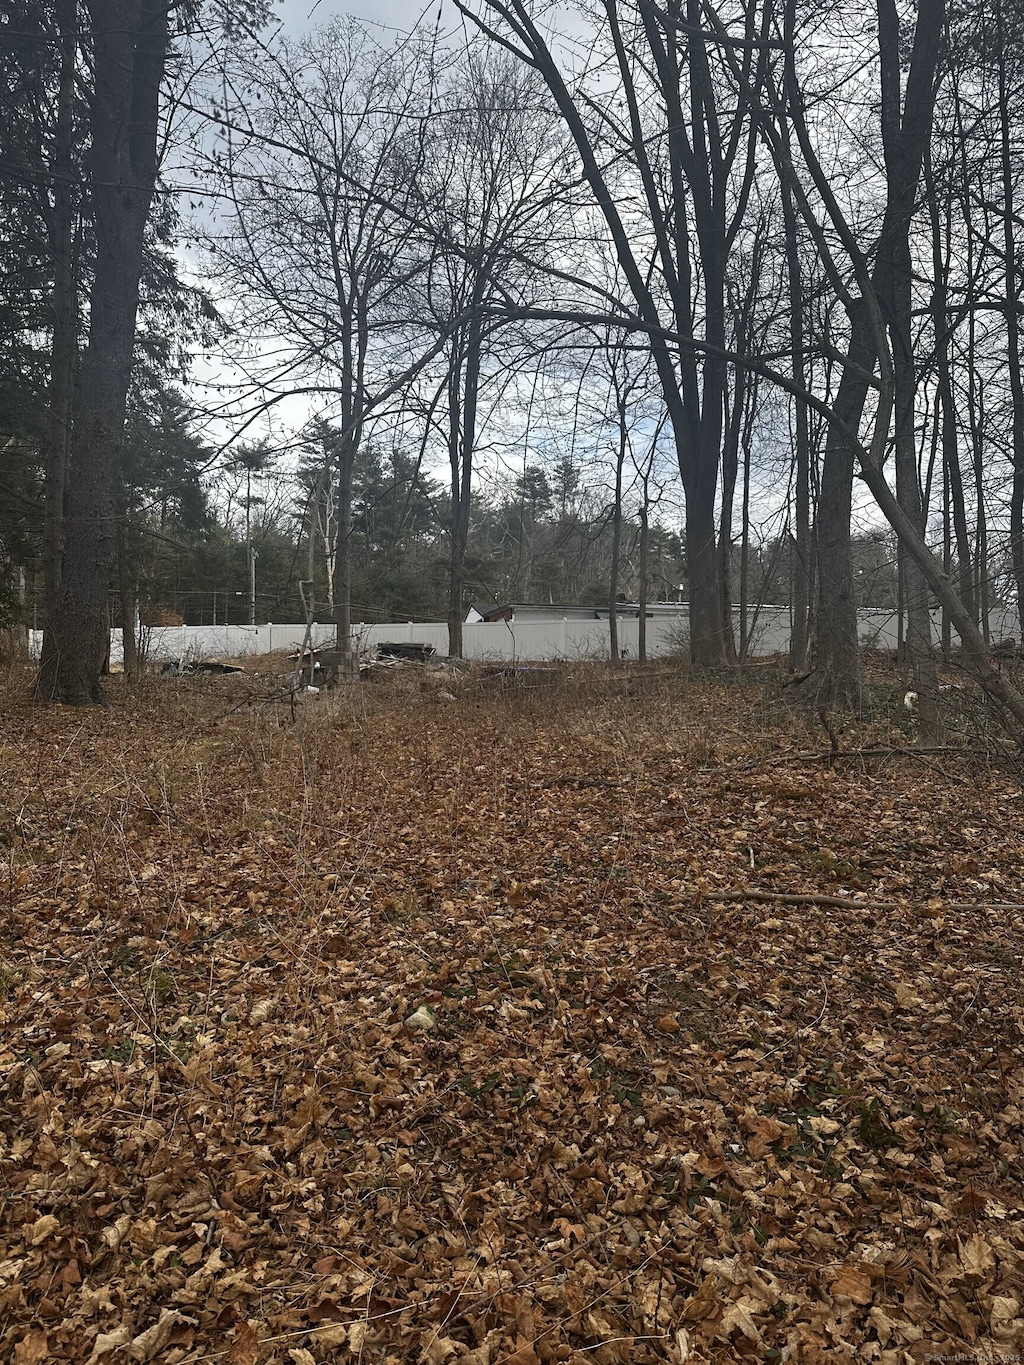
xmin=3 ymin=0 xmax=1024 ymax=709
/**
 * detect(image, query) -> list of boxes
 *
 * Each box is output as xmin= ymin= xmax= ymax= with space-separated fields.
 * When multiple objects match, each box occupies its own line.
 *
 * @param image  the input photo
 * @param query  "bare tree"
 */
xmin=780 ymin=147 xmax=814 ymax=673
xmin=460 ymin=0 xmax=771 ymax=666
xmin=205 ymin=19 xmax=441 ymax=671
xmin=992 ymin=0 xmax=1024 ymax=635
xmin=408 ymin=50 xmax=572 ymax=656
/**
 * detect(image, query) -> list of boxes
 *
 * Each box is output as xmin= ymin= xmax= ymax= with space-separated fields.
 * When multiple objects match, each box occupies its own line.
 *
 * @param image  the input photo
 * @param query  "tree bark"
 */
xmin=37 ymin=0 xmax=168 ymax=704
xmin=447 ymin=313 xmax=482 ymax=660
xmin=782 ymin=169 xmax=812 ymax=672
xmin=926 ymin=148 xmax=974 ymax=624
xmin=38 ymin=0 xmax=79 ymax=689
xmin=811 ymin=0 xmax=944 ymax=709
xmin=996 ymin=7 xmax=1024 ymax=634
xmin=876 ymin=0 xmax=941 ymax=736
xmin=332 ymin=434 xmax=357 ymax=677
xmin=719 ymin=345 xmax=744 ymax=666
xmin=638 ymin=500 xmax=648 ymax=662
xmin=739 ymin=400 xmax=753 ymax=664
xmin=686 ymin=473 xmax=728 ymax=666
xmin=891 ymin=248 xmax=940 ymax=737
xmin=816 ymin=299 xmax=872 ymax=708
xmin=609 ymin=432 xmax=625 ymax=663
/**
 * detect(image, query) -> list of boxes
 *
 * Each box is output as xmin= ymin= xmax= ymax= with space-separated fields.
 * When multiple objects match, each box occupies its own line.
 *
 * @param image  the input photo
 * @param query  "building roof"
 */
xmin=466 ymin=602 xmax=514 ymax=623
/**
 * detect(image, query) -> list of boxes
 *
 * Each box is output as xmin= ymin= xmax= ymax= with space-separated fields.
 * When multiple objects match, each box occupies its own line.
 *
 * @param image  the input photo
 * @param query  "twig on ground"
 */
xmin=699 ymin=887 xmax=1024 ymax=914
xmin=732 ymin=743 xmax=1010 ymax=770
xmin=507 ymin=775 xmax=626 ymax=790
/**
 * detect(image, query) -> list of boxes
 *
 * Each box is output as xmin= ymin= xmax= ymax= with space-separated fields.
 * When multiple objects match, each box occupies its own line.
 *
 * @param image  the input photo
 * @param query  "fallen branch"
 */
xmin=699 ymin=887 xmax=1024 ymax=914
xmin=507 ymin=775 xmax=628 ymax=790
xmin=734 ymin=743 xmax=1010 ymax=770
xmin=217 ymin=682 xmax=308 ymax=719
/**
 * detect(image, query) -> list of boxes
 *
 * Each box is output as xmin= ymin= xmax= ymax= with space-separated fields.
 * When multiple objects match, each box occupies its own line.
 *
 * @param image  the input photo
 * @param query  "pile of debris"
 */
xmin=159 ymin=658 xmax=244 ymax=677
xmin=287 ymin=640 xmax=455 ymax=688
xmin=377 ymin=641 xmax=437 ymax=663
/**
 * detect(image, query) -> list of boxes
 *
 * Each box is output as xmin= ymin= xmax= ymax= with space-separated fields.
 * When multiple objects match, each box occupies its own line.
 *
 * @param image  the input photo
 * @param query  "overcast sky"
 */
xmin=277 ymin=0 xmax=451 ymax=38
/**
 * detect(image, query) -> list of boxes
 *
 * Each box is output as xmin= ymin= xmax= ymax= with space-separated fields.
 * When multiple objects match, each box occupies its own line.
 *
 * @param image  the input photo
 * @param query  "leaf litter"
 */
xmin=1 ymin=665 xmax=1023 ymax=1363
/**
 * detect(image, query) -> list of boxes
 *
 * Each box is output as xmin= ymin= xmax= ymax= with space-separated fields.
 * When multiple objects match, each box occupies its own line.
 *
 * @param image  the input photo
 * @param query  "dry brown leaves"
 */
xmin=1 ymin=665 xmax=1022 ymax=1364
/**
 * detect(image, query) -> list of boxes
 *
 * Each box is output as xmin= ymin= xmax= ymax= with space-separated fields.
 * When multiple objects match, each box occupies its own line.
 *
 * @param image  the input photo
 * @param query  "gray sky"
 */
xmin=273 ymin=1 xmax=590 ymax=71
xmin=276 ymin=0 xmax=451 ymax=37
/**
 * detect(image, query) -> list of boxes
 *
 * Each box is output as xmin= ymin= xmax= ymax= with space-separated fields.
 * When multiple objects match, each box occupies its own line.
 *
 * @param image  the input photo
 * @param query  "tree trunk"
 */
xmin=447 ymin=312 xmax=483 ymax=659
xmin=941 ymin=449 xmax=952 ymax=657
xmin=36 ymin=0 xmax=168 ymax=705
xmin=795 ymin=0 xmax=944 ymax=709
xmin=739 ymin=412 xmax=752 ymax=666
xmin=890 ymin=240 xmax=940 ymax=738
xmin=816 ymin=300 xmax=872 ymax=708
xmin=38 ymin=0 xmax=79 ymax=689
xmin=997 ymin=12 xmax=1024 ymax=633
xmin=333 ymin=436 xmax=357 ymax=677
xmin=16 ymin=567 xmax=29 ymax=655
xmin=686 ymin=477 xmax=727 ymax=667
xmin=927 ymin=149 xmax=974 ymax=624
xmin=447 ymin=590 xmax=464 ymax=659
xmin=876 ymin=0 xmax=941 ymax=736
xmin=447 ymin=346 xmax=466 ymax=660
xmin=470 ymin=0 xmax=738 ymax=667
xmin=965 ymin=295 xmax=990 ymax=640
xmin=638 ymin=501 xmax=648 ymax=663
xmin=782 ymin=170 xmax=812 ymax=672
xmin=609 ymin=439 xmax=624 ymax=663
xmin=719 ymin=364 xmax=743 ymax=667
xmin=115 ymin=482 xmax=138 ymax=681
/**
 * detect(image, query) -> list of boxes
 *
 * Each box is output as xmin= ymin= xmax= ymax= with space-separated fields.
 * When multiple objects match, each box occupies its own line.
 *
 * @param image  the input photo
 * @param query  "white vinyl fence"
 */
xmin=26 ymin=604 xmax=1022 ymax=666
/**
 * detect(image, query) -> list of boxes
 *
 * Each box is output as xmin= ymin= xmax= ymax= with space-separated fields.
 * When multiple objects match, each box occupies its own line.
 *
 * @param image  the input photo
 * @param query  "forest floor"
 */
xmin=1 ymin=654 xmax=1023 ymax=1365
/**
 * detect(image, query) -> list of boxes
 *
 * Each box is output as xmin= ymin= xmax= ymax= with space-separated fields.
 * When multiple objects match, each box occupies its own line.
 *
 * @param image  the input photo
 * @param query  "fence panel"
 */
xmin=26 ymin=607 xmax=1022 ymax=666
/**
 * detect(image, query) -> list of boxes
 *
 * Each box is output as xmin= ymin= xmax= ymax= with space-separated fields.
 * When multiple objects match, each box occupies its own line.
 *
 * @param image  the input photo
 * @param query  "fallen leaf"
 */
xmin=419 ymin=1336 xmax=460 ymax=1364
xmin=87 ymin=1327 xmax=131 ymax=1364
xmin=13 ymin=1331 xmax=48 ymax=1365
xmin=100 ymin=1214 xmax=132 ymax=1249
xmin=248 ymin=997 xmax=276 ymax=1025
xmin=27 ymin=1215 xmax=60 ymax=1246
xmin=6 ymin=673 xmax=1024 ymax=1365
xmin=227 ymin=1321 xmax=261 ymax=1365
xmin=990 ymin=1295 xmax=1024 ymax=1339
xmin=311 ymin=1324 xmax=349 ymax=1346
xmin=459 ymin=1348 xmax=492 ymax=1365
xmin=128 ymin=1309 xmax=181 ymax=1362
xmin=694 ymin=1153 xmax=727 ymax=1178
xmin=720 ymin=1299 xmax=763 ymax=1343
xmin=682 ymin=1273 xmax=720 ymax=1322
xmin=831 ymin=1265 xmax=873 ymax=1305
xmin=503 ymin=1345 xmax=540 ymax=1365
xmin=959 ymin=1233 xmax=996 ymax=1277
